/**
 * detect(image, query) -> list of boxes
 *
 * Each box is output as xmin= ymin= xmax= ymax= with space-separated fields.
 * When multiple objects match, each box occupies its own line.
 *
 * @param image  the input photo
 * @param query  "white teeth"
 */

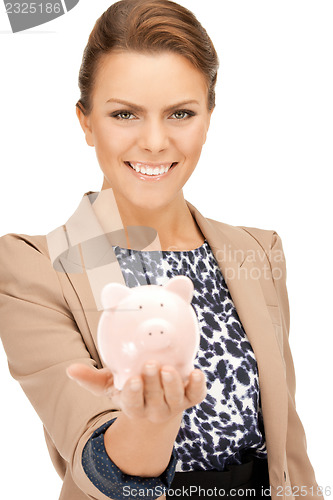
xmin=128 ymin=162 xmax=174 ymax=176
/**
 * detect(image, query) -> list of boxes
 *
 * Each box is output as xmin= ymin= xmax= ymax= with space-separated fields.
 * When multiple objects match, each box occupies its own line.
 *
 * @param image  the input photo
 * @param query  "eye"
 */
xmin=110 ymin=110 xmax=136 ymax=120
xmin=171 ymin=109 xmax=196 ymax=120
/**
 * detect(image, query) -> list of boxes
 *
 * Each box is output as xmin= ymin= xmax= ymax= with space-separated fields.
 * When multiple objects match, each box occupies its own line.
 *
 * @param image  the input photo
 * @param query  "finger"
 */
xmin=160 ymin=366 xmax=184 ymax=411
xmin=184 ymin=369 xmax=207 ymax=407
xmin=142 ymin=362 xmax=165 ymax=407
xmin=66 ymin=363 xmax=114 ymax=397
xmin=121 ymin=376 xmax=145 ymax=419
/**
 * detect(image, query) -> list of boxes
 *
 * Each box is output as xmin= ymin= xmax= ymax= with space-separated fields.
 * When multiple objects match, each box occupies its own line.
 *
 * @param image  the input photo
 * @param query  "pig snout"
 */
xmin=137 ymin=318 xmax=173 ymax=350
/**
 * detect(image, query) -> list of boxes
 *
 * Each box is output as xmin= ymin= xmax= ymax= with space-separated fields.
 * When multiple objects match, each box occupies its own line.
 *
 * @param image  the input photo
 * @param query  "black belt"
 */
xmin=167 ymin=455 xmax=270 ymax=498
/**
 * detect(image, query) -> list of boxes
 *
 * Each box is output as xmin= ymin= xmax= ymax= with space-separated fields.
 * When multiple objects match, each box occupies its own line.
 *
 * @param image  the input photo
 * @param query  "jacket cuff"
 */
xmin=82 ymin=417 xmax=177 ymax=499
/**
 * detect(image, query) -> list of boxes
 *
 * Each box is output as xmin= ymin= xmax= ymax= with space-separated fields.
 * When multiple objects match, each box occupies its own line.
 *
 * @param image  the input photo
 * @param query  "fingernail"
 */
xmin=161 ymin=371 xmax=173 ymax=382
xmin=192 ymin=372 xmax=202 ymax=381
xmin=130 ymin=378 xmax=142 ymax=391
xmin=145 ymin=363 xmax=157 ymax=376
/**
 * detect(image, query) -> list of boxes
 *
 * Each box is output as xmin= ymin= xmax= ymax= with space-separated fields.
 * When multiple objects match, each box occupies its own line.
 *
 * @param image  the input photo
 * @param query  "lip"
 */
xmin=124 ymin=161 xmax=178 ymax=181
xmin=129 ymin=161 xmax=175 ymax=168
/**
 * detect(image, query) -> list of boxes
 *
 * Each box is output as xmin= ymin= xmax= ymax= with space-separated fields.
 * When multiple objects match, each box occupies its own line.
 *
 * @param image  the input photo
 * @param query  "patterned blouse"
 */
xmin=81 ymin=239 xmax=267 ymax=499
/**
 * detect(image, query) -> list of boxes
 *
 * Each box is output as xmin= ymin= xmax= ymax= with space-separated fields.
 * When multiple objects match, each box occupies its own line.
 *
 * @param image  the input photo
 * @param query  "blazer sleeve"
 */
xmin=269 ymin=233 xmax=323 ymax=496
xmin=0 ymin=233 xmax=125 ymax=499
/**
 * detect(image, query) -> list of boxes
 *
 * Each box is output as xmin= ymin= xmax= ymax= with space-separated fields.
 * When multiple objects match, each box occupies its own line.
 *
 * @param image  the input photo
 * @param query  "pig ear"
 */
xmin=164 ymin=275 xmax=194 ymax=303
xmin=101 ymin=282 xmax=132 ymax=310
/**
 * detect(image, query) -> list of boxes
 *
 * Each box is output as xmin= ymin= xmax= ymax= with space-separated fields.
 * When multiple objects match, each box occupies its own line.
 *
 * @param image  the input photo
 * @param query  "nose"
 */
xmin=138 ymin=118 xmax=170 ymax=153
xmin=138 ymin=318 xmax=173 ymax=349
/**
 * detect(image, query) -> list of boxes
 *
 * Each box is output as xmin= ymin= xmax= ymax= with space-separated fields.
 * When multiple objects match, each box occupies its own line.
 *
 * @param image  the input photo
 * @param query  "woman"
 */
xmin=0 ymin=1 xmax=323 ymax=499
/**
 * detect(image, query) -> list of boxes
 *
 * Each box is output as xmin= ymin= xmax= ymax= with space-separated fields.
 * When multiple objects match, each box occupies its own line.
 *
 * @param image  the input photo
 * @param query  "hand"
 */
xmin=66 ymin=361 xmax=207 ymax=423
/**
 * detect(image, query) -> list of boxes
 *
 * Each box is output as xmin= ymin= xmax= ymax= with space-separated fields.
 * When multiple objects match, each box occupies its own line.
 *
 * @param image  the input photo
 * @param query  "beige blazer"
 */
xmin=0 ymin=190 xmax=322 ymax=500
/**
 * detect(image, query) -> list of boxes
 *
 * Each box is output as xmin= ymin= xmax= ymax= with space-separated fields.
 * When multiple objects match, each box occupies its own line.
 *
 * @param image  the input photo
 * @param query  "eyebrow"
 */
xmin=105 ymin=98 xmax=200 ymax=112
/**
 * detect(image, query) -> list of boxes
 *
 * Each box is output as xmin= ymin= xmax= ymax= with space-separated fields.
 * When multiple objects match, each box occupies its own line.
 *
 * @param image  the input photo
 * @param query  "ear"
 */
xmin=164 ymin=275 xmax=194 ymax=303
xmin=76 ymin=105 xmax=95 ymax=147
xmin=101 ymin=282 xmax=132 ymax=310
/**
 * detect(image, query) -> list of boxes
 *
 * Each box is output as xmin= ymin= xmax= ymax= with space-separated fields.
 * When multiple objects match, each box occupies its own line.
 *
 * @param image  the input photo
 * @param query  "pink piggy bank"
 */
xmin=97 ymin=275 xmax=200 ymax=390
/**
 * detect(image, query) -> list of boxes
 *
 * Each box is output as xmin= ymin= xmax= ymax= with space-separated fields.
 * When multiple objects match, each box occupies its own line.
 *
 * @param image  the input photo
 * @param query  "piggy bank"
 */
xmin=97 ymin=275 xmax=200 ymax=390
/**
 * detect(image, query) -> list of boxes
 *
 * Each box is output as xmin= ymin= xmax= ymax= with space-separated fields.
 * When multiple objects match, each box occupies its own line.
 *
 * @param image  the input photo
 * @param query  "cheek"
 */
xmin=93 ymin=121 xmax=134 ymax=156
xmin=175 ymin=122 xmax=207 ymax=158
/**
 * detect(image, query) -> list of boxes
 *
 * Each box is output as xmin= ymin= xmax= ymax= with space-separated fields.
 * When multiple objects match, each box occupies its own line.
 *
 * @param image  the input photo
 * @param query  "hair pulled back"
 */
xmin=76 ymin=0 xmax=219 ymax=115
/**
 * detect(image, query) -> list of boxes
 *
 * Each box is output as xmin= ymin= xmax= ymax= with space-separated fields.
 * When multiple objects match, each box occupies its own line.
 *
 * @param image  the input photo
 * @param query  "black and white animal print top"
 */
xmin=82 ymin=239 xmax=267 ymax=498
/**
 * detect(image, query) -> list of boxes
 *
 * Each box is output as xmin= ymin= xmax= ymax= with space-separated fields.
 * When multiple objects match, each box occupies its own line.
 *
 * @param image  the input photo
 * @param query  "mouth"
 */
xmin=124 ymin=161 xmax=178 ymax=179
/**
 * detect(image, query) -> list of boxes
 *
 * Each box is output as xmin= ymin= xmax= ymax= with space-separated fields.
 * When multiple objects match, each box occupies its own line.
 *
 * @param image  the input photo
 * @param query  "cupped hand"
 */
xmin=66 ymin=361 xmax=207 ymax=423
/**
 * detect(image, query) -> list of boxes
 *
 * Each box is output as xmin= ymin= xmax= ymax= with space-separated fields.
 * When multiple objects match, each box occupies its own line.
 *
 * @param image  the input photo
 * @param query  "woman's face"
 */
xmin=77 ymin=51 xmax=213 ymax=212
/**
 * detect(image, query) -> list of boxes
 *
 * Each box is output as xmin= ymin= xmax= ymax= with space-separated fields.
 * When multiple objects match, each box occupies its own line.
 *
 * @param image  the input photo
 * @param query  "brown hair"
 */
xmin=76 ymin=0 xmax=219 ymax=116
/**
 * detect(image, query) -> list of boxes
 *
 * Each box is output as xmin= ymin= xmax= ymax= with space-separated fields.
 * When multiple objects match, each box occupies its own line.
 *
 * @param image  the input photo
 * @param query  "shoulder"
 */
xmin=0 ymin=232 xmax=62 ymax=297
xmin=206 ymin=216 xmax=281 ymax=254
xmin=0 ymin=231 xmax=74 ymax=324
xmin=0 ymin=232 xmax=50 ymax=261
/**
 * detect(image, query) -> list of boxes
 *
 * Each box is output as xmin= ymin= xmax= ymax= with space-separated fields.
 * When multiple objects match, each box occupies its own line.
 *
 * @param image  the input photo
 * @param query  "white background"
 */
xmin=0 ymin=0 xmax=332 ymax=497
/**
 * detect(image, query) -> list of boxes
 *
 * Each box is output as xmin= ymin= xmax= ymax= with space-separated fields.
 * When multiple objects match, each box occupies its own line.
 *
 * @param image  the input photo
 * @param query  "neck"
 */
xmin=98 ymin=188 xmax=204 ymax=251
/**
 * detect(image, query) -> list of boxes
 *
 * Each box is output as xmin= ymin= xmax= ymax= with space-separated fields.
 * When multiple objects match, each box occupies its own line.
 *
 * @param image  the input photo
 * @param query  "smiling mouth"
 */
xmin=125 ymin=161 xmax=178 ymax=176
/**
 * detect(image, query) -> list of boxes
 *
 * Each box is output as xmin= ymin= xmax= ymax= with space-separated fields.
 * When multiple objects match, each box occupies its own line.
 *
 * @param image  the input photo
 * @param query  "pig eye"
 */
xmin=139 ymin=305 xmax=143 ymax=309
xmin=160 ymin=303 xmax=164 ymax=307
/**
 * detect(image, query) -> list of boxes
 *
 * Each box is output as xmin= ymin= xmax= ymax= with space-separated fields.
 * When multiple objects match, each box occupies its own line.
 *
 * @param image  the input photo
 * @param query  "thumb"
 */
xmin=66 ymin=363 xmax=115 ymax=397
